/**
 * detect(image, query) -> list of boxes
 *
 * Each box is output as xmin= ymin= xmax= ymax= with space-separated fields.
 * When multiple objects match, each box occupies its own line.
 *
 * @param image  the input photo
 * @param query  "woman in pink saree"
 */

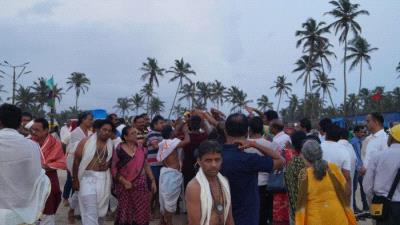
xmin=112 ymin=126 xmax=157 ymax=225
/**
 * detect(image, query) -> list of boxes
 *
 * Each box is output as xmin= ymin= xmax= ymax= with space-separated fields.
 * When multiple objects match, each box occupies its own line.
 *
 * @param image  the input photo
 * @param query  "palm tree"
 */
xmin=140 ymin=84 xmax=155 ymax=114
xmin=114 ymin=97 xmax=133 ymax=118
xmin=295 ymin=18 xmax=330 ymax=57
xmin=196 ymin=81 xmax=212 ymax=108
xmin=270 ymin=75 xmax=292 ymax=112
xmin=0 ymin=84 xmax=6 ymax=102
xmin=293 ymin=55 xmax=320 ymax=98
xmin=257 ymin=95 xmax=273 ymax=111
xmin=52 ymin=84 xmax=64 ymax=103
xmin=149 ymin=97 xmax=165 ymax=118
xmin=345 ymin=36 xmax=378 ymax=93
xmin=172 ymin=104 xmax=187 ymax=118
xmin=325 ymin=0 xmax=369 ymax=116
xmin=66 ymin=72 xmax=90 ymax=110
xmin=32 ymin=77 xmax=49 ymax=110
xmin=315 ymin=40 xmax=337 ymax=74
xmin=287 ymin=94 xmax=300 ymax=120
xmin=312 ymin=72 xmax=337 ymax=108
xmin=140 ymin=57 xmax=165 ymax=88
xmin=210 ymin=80 xmax=226 ymax=109
xmin=179 ymin=83 xmax=196 ymax=109
xmin=15 ymin=85 xmax=35 ymax=111
xmin=226 ymin=86 xmax=252 ymax=112
xmin=397 ymin=62 xmax=400 ymax=79
xmin=166 ymin=58 xmax=196 ymax=118
xmin=131 ymin=93 xmax=144 ymax=115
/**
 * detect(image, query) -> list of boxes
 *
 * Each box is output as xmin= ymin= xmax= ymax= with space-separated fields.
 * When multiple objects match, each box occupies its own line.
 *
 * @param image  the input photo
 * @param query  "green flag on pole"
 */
xmin=47 ymin=76 xmax=55 ymax=107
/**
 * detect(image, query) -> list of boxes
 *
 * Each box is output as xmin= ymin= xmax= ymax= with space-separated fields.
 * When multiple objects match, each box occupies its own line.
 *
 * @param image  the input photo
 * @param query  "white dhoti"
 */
xmin=78 ymin=170 xmax=111 ymax=225
xmin=159 ymin=167 xmax=183 ymax=214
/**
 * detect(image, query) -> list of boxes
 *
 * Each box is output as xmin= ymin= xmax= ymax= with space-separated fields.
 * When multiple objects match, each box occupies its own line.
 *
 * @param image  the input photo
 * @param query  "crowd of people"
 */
xmin=0 ymin=102 xmax=400 ymax=225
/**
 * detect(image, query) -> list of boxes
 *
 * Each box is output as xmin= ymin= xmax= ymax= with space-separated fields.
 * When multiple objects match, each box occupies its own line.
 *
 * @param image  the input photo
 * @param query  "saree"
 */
xmin=111 ymin=144 xmax=150 ymax=225
xmin=295 ymin=163 xmax=357 ymax=225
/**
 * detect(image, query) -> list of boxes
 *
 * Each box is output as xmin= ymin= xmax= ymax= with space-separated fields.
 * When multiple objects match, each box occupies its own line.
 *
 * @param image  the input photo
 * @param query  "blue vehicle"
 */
xmin=332 ymin=112 xmax=400 ymax=128
xmin=91 ymin=109 xmax=108 ymax=120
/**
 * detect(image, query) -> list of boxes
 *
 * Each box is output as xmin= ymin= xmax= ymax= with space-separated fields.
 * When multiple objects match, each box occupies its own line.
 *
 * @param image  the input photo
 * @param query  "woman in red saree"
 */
xmin=111 ymin=126 xmax=157 ymax=225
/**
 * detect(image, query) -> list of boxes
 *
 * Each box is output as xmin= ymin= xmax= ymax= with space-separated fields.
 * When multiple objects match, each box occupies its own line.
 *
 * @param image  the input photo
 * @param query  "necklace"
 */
xmin=95 ymin=144 xmax=107 ymax=165
xmin=209 ymin=179 xmax=225 ymax=225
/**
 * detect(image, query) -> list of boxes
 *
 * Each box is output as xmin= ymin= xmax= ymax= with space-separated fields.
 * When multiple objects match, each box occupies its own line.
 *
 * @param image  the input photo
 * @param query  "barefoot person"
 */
xmin=31 ymin=118 xmax=66 ymax=225
xmin=111 ymin=126 xmax=157 ymax=225
xmin=186 ymin=140 xmax=234 ymax=225
xmin=72 ymin=119 xmax=114 ymax=225
xmin=157 ymin=124 xmax=190 ymax=225
xmin=0 ymin=104 xmax=51 ymax=225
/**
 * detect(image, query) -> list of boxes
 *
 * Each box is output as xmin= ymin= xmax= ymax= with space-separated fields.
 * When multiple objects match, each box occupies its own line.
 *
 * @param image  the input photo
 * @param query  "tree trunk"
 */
xmin=277 ymin=94 xmax=282 ymax=112
xmin=359 ymin=60 xmax=363 ymax=95
xmin=75 ymin=91 xmax=79 ymax=110
xmin=343 ymin=38 xmax=348 ymax=116
xmin=168 ymin=78 xmax=182 ymax=119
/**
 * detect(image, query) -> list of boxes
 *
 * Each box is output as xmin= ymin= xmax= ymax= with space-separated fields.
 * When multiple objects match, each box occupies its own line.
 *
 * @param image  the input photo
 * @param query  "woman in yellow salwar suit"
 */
xmin=295 ymin=140 xmax=357 ymax=225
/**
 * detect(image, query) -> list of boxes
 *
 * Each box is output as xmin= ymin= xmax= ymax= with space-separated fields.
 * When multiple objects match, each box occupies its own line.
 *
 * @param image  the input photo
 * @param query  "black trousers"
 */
xmin=353 ymin=173 xmax=369 ymax=210
xmin=259 ymin=186 xmax=273 ymax=225
xmin=376 ymin=202 xmax=400 ymax=225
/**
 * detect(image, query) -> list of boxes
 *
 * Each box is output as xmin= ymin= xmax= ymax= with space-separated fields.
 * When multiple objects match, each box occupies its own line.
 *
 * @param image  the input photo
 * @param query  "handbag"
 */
xmin=266 ymin=148 xmax=286 ymax=192
xmin=370 ymin=168 xmax=400 ymax=221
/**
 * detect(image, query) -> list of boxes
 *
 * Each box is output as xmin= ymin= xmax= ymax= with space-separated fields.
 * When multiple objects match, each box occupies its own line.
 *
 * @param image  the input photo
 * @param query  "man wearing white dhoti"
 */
xmin=157 ymin=124 xmax=190 ymax=225
xmin=72 ymin=119 xmax=114 ymax=225
xmin=0 ymin=104 xmax=51 ymax=225
xmin=186 ymin=140 xmax=234 ymax=225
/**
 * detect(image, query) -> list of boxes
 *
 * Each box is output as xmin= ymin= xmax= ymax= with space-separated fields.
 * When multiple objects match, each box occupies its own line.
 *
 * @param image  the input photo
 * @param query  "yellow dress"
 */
xmin=295 ymin=163 xmax=356 ymax=225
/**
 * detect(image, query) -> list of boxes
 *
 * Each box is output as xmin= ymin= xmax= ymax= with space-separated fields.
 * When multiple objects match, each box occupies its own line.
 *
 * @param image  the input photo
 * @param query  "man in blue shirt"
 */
xmin=350 ymin=125 xmax=368 ymax=212
xmin=220 ymin=113 xmax=284 ymax=225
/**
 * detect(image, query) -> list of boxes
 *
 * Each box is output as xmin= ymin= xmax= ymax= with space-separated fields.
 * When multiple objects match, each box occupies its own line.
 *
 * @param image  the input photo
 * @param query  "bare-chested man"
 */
xmin=157 ymin=123 xmax=190 ymax=225
xmin=72 ymin=119 xmax=114 ymax=225
xmin=186 ymin=140 xmax=234 ymax=225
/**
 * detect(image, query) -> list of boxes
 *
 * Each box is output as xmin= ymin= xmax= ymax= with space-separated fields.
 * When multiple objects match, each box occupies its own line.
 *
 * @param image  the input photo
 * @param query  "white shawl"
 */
xmin=78 ymin=133 xmax=113 ymax=181
xmin=196 ymin=168 xmax=231 ymax=225
xmin=0 ymin=128 xmax=51 ymax=225
xmin=66 ymin=127 xmax=90 ymax=171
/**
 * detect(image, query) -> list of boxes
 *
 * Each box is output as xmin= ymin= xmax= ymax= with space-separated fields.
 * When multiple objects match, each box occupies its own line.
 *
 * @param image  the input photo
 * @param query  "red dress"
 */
xmin=273 ymin=147 xmax=294 ymax=225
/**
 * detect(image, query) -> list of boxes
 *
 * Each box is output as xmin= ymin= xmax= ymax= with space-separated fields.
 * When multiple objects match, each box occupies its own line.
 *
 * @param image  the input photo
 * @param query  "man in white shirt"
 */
xmin=0 ymin=104 xmax=50 ymax=224
xmin=321 ymin=124 xmax=352 ymax=205
xmin=245 ymin=116 xmax=280 ymax=225
xmin=363 ymin=112 xmax=388 ymax=169
xmin=60 ymin=120 xmax=72 ymax=145
xmin=270 ymin=119 xmax=291 ymax=149
xmin=363 ymin=124 xmax=400 ymax=225
xmin=318 ymin=118 xmax=332 ymax=143
xmin=338 ymin=128 xmax=357 ymax=209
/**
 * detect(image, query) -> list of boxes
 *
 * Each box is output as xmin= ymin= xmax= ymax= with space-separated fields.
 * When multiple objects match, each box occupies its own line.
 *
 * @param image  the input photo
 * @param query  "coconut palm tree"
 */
xmin=0 ymin=84 xmax=6 ymax=102
xmin=172 ymin=104 xmax=187 ymax=118
xmin=15 ymin=85 xmax=35 ymax=111
xmin=210 ymin=80 xmax=226 ymax=109
xmin=257 ymin=95 xmax=273 ymax=112
xmin=166 ymin=58 xmax=196 ymax=118
xmin=32 ymin=77 xmax=50 ymax=111
xmin=345 ymin=36 xmax=378 ymax=93
xmin=196 ymin=81 xmax=212 ymax=108
xmin=397 ymin=62 xmax=400 ymax=79
xmin=226 ymin=86 xmax=252 ymax=112
xmin=312 ymin=72 xmax=337 ymax=108
xmin=66 ymin=72 xmax=90 ymax=110
xmin=293 ymin=55 xmax=321 ymax=99
xmin=131 ymin=93 xmax=144 ymax=115
xmin=114 ymin=97 xmax=133 ymax=118
xmin=52 ymin=84 xmax=64 ymax=103
xmin=325 ymin=0 xmax=369 ymax=116
xmin=140 ymin=57 xmax=165 ymax=88
xmin=270 ymin=75 xmax=292 ymax=112
xmin=315 ymin=41 xmax=337 ymax=73
xmin=287 ymin=94 xmax=300 ymax=121
xmin=140 ymin=84 xmax=155 ymax=114
xmin=295 ymin=18 xmax=330 ymax=57
xmin=149 ymin=97 xmax=165 ymax=118
xmin=179 ymin=83 xmax=196 ymax=109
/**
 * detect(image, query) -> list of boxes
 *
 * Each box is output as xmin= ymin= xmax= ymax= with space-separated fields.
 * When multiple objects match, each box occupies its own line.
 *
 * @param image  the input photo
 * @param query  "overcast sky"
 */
xmin=0 ymin=0 xmax=399 ymax=115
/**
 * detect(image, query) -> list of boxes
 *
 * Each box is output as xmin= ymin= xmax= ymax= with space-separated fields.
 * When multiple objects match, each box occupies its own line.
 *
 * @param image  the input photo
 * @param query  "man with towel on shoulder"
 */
xmin=186 ymin=140 xmax=234 ymax=225
xmin=72 ymin=119 xmax=114 ymax=225
xmin=157 ymin=123 xmax=190 ymax=225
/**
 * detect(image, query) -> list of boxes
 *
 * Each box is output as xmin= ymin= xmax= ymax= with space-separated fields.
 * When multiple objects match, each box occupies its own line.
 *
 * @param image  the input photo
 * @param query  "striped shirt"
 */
xmin=145 ymin=130 xmax=163 ymax=166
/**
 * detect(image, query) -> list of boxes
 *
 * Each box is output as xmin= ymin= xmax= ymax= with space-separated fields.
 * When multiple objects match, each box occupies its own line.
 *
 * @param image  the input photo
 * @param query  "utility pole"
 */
xmin=0 ymin=61 xmax=31 ymax=104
